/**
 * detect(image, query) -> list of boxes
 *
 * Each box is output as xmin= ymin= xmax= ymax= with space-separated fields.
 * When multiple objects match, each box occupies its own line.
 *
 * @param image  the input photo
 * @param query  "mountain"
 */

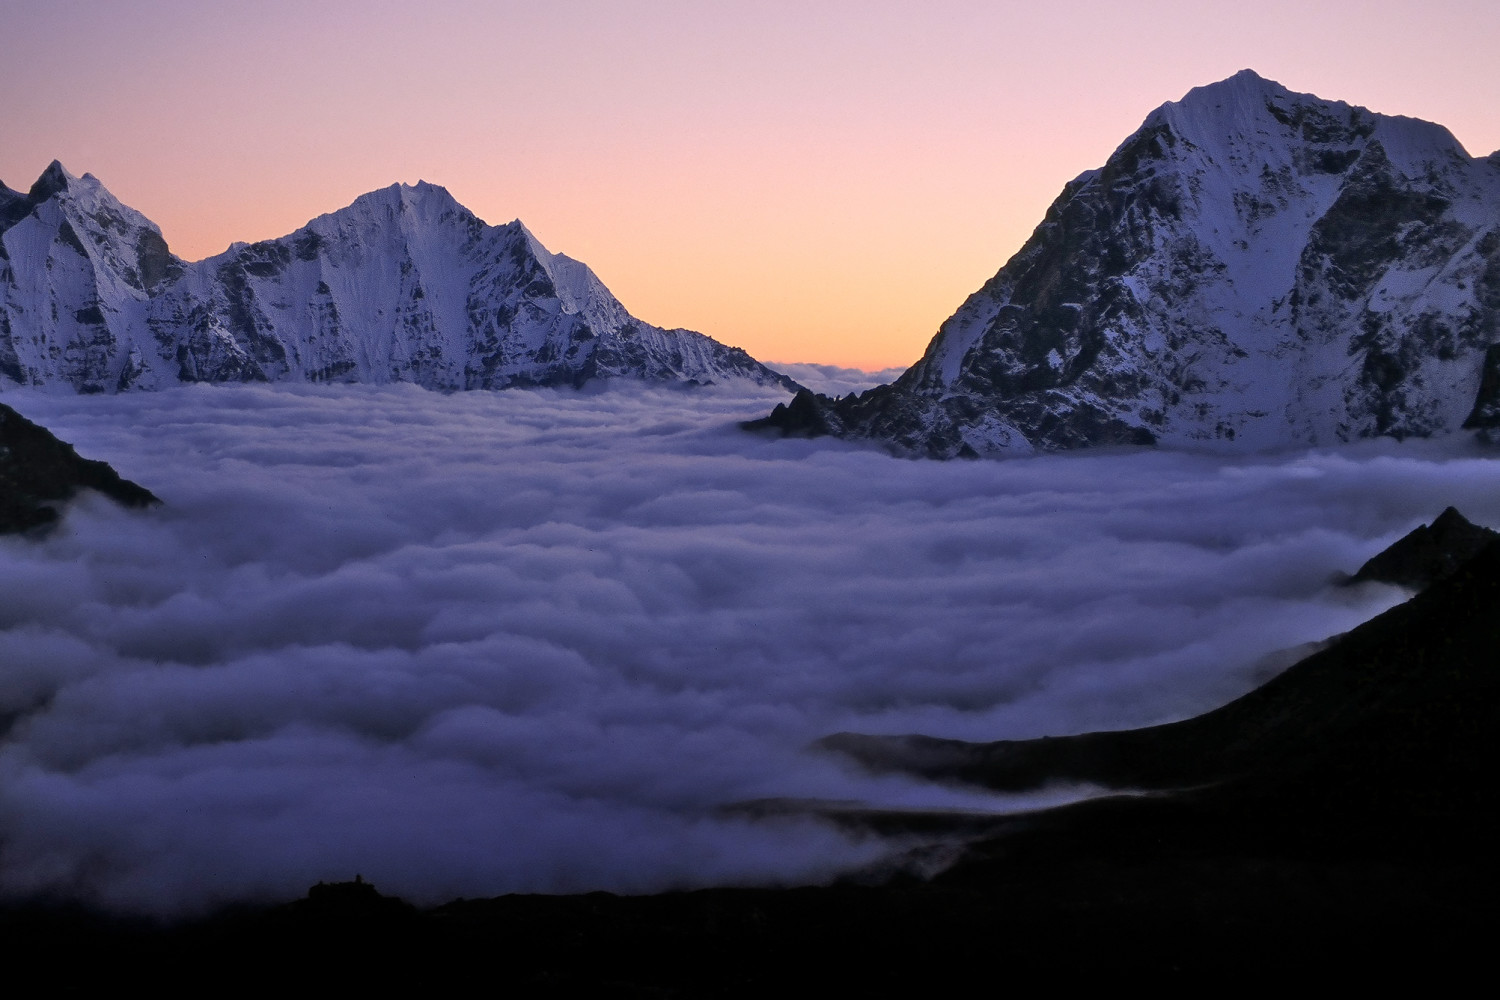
xmin=0 ymin=164 xmax=797 ymax=393
xmin=748 ymin=70 xmax=1500 ymax=456
xmin=1344 ymin=505 xmax=1500 ymax=589
xmin=819 ymin=512 xmax=1500 ymax=810
xmin=0 ymin=401 xmax=159 ymax=533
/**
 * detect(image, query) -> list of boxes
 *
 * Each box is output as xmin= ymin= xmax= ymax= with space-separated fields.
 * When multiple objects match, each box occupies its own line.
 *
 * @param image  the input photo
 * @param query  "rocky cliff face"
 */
xmin=0 ymin=166 xmax=796 ymax=394
xmin=749 ymin=71 xmax=1500 ymax=457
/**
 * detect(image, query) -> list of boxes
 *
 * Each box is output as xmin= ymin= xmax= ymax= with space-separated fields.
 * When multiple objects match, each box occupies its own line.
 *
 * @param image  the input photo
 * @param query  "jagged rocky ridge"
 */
xmin=0 ymin=163 xmax=797 ymax=393
xmin=0 ymin=401 xmax=159 ymax=533
xmin=749 ymin=70 xmax=1500 ymax=456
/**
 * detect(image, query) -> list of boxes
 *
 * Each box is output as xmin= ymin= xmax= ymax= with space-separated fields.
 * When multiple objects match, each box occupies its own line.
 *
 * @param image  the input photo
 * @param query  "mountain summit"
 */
xmin=748 ymin=71 xmax=1500 ymax=456
xmin=0 ymin=167 xmax=795 ymax=393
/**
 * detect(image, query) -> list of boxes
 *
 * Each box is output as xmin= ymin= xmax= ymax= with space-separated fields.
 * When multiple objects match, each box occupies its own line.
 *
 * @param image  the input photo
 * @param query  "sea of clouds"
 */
xmin=768 ymin=362 xmax=908 ymax=396
xmin=2 ymin=378 xmax=1496 ymax=916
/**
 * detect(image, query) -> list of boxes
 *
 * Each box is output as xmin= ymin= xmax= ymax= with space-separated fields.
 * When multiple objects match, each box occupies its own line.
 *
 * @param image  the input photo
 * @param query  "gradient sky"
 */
xmin=3 ymin=1 xmax=1497 ymax=369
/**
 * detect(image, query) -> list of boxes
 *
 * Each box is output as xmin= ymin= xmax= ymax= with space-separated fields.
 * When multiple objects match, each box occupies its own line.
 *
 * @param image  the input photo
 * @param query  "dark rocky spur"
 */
xmin=821 ymin=505 xmax=1500 ymax=816
xmin=0 ymin=401 xmax=158 ymax=534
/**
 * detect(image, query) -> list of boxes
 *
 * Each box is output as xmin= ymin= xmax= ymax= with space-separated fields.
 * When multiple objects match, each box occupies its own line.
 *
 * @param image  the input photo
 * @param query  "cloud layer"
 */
xmin=1 ymin=382 xmax=1493 ymax=915
xmin=769 ymin=362 xmax=908 ymax=396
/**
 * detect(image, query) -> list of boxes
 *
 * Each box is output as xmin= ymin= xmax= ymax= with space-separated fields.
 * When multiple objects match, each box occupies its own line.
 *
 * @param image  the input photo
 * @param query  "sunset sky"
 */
xmin=4 ymin=1 xmax=1497 ymax=369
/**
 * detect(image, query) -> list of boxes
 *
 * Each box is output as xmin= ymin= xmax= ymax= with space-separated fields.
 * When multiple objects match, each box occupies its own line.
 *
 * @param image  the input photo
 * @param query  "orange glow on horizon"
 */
xmin=4 ymin=2 xmax=1497 ymax=371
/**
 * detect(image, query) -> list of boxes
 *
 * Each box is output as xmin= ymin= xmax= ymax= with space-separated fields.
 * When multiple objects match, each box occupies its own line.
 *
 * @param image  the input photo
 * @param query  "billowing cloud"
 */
xmin=0 ymin=382 xmax=1490 ymax=915
xmin=769 ymin=362 xmax=908 ymax=396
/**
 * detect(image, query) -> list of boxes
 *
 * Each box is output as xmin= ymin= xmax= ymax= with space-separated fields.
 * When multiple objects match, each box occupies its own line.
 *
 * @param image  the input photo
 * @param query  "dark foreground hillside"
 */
xmin=0 ymin=401 xmax=159 ymax=533
xmin=5 ymin=514 xmax=1499 ymax=992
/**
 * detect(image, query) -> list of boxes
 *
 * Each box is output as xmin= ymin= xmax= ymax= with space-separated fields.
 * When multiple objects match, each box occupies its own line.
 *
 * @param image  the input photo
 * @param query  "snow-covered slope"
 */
xmin=751 ymin=71 xmax=1500 ymax=456
xmin=0 ymin=165 xmax=795 ymax=393
xmin=0 ymin=163 xmax=181 ymax=392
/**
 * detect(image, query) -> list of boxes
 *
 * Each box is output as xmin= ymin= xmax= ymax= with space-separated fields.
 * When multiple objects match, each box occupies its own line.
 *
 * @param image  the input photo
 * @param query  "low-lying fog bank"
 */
xmin=1 ymin=381 xmax=1491 ymax=915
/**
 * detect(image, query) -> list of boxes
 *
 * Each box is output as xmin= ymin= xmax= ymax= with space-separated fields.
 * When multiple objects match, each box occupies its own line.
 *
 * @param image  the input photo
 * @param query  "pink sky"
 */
xmin=4 ymin=1 xmax=1497 ymax=370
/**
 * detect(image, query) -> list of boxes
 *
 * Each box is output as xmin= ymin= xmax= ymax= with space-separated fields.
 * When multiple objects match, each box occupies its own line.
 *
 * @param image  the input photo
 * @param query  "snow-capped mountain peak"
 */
xmin=1146 ymin=70 xmax=1472 ymax=180
xmin=0 ymin=162 xmax=185 ymax=389
xmin=0 ymin=168 xmax=795 ymax=394
xmin=748 ymin=72 xmax=1500 ymax=457
xmin=28 ymin=159 xmax=75 ymax=200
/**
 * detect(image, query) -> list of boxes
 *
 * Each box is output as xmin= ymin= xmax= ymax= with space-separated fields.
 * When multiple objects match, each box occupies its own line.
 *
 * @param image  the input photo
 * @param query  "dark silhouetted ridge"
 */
xmin=742 ymin=387 xmax=833 ymax=437
xmin=821 ymin=524 xmax=1500 ymax=819
xmin=0 ymin=402 xmax=160 ymax=534
xmin=1346 ymin=506 xmax=1500 ymax=589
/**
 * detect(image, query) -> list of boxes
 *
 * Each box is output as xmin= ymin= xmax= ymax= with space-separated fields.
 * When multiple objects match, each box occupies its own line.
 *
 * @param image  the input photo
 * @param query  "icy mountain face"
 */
xmin=0 ymin=162 xmax=182 ymax=392
xmin=0 ymin=166 xmax=794 ymax=393
xmin=760 ymin=71 xmax=1500 ymax=457
xmin=1 ymin=399 xmax=159 ymax=534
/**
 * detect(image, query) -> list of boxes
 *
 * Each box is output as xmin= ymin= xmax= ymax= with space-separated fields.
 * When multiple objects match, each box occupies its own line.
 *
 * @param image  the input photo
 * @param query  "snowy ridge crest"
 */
xmin=0 ymin=171 xmax=796 ymax=394
xmin=753 ymin=70 xmax=1500 ymax=457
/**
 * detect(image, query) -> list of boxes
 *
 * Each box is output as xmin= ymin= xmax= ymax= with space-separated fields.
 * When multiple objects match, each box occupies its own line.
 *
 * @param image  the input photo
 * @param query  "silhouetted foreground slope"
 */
xmin=823 ymin=536 xmax=1500 ymax=812
xmin=4 ymin=514 xmax=1498 ymax=991
xmin=0 ymin=402 xmax=159 ymax=533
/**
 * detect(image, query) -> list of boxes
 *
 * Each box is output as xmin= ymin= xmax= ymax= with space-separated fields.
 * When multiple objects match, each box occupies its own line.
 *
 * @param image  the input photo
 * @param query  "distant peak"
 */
xmin=398 ymin=179 xmax=456 ymax=202
xmin=516 ymin=219 xmax=546 ymax=250
xmin=28 ymin=159 xmax=75 ymax=202
xmin=344 ymin=180 xmax=447 ymax=210
xmin=1127 ymin=70 xmax=1317 ymax=151
xmin=1176 ymin=69 xmax=1291 ymax=106
xmin=1215 ymin=68 xmax=1280 ymax=89
xmin=363 ymin=179 xmax=463 ymax=213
